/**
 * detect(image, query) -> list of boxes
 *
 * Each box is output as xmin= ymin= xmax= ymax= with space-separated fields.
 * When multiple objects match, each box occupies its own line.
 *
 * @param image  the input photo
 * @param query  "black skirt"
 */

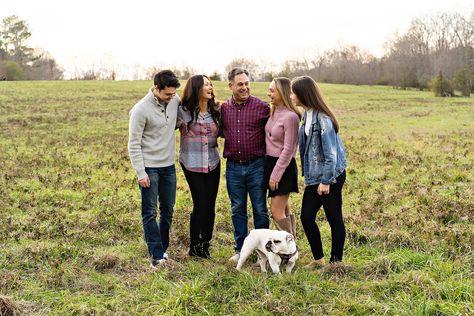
xmin=263 ymin=156 xmax=299 ymax=197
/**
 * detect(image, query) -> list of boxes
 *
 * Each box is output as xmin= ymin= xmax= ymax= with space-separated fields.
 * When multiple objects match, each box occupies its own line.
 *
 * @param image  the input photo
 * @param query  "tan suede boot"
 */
xmin=275 ymin=217 xmax=293 ymax=235
xmin=289 ymin=214 xmax=297 ymax=238
xmin=304 ymin=258 xmax=326 ymax=270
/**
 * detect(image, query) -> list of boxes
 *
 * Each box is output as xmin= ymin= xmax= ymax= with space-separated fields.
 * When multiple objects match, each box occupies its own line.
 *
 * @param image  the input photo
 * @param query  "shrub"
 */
xmin=452 ymin=67 xmax=472 ymax=97
xmin=209 ymin=71 xmax=221 ymax=81
xmin=4 ymin=61 xmax=27 ymax=80
xmin=417 ymin=77 xmax=430 ymax=91
xmin=431 ymin=71 xmax=454 ymax=97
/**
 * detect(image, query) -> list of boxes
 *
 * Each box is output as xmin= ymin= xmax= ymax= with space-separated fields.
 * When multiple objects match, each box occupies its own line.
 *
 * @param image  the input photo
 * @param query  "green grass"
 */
xmin=0 ymin=80 xmax=473 ymax=315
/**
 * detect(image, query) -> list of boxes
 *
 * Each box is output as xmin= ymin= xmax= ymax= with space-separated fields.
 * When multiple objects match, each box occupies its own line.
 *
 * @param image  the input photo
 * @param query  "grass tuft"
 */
xmin=0 ymin=296 xmax=19 ymax=316
xmin=90 ymin=254 xmax=120 ymax=271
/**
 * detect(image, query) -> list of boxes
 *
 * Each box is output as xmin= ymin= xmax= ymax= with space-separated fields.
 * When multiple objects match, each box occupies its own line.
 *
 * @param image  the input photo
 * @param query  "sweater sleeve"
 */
xmin=177 ymin=105 xmax=189 ymax=135
xmin=128 ymin=106 xmax=148 ymax=180
xmin=270 ymin=113 xmax=300 ymax=182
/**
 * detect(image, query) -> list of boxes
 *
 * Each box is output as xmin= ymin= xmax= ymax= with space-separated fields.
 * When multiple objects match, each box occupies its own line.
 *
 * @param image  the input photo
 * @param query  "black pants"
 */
xmin=300 ymin=170 xmax=346 ymax=263
xmin=181 ymin=163 xmax=220 ymax=250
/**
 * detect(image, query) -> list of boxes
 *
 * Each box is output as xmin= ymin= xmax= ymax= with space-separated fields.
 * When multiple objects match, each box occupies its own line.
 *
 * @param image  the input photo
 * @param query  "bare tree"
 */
xmin=451 ymin=12 xmax=474 ymax=48
xmin=225 ymin=57 xmax=259 ymax=80
xmin=264 ymin=11 xmax=473 ymax=90
xmin=98 ymin=52 xmax=118 ymax=80
xmin=26 ymin=49 xmax=64 ymax=80
xmin=176 ymin=66 xmax=197 ymax=80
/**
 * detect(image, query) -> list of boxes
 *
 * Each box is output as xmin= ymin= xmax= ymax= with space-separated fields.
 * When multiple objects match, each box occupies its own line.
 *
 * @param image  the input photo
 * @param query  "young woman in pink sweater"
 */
xmin=263 ymin=77 xmax=301 ymax=236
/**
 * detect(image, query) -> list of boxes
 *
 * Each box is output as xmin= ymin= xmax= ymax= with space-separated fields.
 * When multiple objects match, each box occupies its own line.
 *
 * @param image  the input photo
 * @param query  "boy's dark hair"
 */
xmin=154 ymin=70 xmax=181 ymax=90
xmin=228 ymin=68 xmax=249 ymax=82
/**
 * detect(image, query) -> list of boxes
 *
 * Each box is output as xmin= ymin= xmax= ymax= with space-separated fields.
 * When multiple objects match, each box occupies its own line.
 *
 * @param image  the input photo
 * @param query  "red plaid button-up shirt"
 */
xmin=221 ymin=95 xmax=270 ymax=161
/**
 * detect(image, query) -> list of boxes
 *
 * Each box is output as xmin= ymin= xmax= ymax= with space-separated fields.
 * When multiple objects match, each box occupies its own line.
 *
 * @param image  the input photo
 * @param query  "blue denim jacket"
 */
xmin=299 ymin=110 xmax=347 ymax=186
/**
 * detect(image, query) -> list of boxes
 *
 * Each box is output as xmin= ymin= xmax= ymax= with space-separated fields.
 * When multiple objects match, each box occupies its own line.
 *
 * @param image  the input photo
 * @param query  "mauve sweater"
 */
xmin=265 ymin=106 xmax=300 ymax=182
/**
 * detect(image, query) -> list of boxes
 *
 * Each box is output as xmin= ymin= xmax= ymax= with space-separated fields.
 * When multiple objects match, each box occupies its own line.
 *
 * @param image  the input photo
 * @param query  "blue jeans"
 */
xmin=226 ymin=158 xmax=269 ymax=252
xmin=140 ymin=165 xmax=176 ymax=260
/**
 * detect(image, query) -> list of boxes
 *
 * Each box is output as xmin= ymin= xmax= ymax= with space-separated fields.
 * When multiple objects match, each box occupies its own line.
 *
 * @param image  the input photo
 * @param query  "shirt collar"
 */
xmin=154 ymin=96 xmax=165 ymax=106
xmin=198 ymin=111 xmax=211 ymax=119
xmin=150 ymin=87 xmax=167 ymax=106
xmin=231 ymin=95 xmax=251 ymax=107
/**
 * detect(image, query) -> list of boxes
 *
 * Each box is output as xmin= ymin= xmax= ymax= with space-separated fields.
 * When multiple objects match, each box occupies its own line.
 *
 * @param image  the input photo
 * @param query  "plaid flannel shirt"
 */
xmin=179 ymin=110 xmax=220 ymax=173
xmin=221 ymin=95 xmax=270 ymax=161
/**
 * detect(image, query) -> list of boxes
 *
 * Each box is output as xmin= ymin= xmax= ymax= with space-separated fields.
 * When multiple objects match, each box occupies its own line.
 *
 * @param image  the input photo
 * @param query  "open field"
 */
xmin=0 ymin=80 xmax=473 ymax=315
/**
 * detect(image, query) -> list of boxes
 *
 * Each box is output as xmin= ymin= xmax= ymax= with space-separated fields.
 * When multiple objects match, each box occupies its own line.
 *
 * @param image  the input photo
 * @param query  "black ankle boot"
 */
xmin=201 ymin=242 xmax=211 ymax=259
xmin=189 ymin=244 xmax=202 ymax=257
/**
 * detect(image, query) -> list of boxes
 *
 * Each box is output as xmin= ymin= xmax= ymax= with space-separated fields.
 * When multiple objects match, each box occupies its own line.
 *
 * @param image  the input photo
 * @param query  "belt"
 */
xmin=228 ymin=157 xmax=261 ymax=165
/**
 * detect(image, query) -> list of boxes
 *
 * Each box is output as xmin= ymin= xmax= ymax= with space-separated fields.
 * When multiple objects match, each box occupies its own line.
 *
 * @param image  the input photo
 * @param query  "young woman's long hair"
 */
xmin=270 ymin=77 xmax=301 ymax=120
xmin=291 ymin=75 xmax=339 ymax=132
xmin=180 ymin=75 xmax=220 ymax=128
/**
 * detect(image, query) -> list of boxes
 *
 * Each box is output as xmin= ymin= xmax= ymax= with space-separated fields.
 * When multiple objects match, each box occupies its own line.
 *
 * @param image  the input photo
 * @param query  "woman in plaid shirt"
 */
xmin=178 ymin=75 xmax=221 ymax=259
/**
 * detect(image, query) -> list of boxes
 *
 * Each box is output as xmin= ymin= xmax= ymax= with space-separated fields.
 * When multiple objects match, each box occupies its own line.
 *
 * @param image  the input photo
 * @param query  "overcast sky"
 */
xmin=1 ymin=0 xmax=472 ymax=79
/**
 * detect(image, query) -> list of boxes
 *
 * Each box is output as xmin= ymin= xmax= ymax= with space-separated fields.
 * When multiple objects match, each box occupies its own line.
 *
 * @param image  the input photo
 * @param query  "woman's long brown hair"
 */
xmin=291 ymin=75 xmax=339 ymax=132
xmin=180 ymin=75 xmax=220 ymax=128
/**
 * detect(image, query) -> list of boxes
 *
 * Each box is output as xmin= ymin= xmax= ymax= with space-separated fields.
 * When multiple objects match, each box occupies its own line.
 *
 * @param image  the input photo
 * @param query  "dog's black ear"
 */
xmin=265 ymin=240 xmax=273 ymax=252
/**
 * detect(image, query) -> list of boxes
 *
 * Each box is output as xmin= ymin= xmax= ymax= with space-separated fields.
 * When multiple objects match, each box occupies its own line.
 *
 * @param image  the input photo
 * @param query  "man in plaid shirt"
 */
xmin=221 ymin=68 xmax=270 ymax=262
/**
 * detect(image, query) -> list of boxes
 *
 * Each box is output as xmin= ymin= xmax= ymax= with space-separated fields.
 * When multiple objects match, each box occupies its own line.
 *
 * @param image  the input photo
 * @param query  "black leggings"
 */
xmin=181 ymin=163 xmax=220 ymax=248
xmin=300 ymin=170 xmax=346 ymax=263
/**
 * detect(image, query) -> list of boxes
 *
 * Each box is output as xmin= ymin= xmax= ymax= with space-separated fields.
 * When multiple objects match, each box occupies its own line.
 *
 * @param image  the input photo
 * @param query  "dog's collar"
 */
xmin=277 ymin=249 xmax=298 ymax=265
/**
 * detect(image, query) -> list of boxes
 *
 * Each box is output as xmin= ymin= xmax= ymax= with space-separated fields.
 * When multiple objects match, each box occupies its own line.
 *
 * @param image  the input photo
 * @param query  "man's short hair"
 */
xmin=228 ymin=68 xmax=249 ymax=82
xmin=154 ymin=70 xmax=181 ymax=90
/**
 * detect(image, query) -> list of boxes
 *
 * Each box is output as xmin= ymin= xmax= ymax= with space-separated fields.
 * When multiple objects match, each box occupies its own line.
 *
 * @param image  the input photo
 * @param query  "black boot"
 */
xmin=189 ymin=213 xmax=201 ymax=257
xmin=189 ymin=244 xmax=203 ymax=258
xmin=201 ymin=241 xmax=211 ymax=259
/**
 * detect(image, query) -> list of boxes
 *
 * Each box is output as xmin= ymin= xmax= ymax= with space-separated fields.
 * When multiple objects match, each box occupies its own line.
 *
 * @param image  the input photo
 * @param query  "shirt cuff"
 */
xmin=137 ymin=169 xmax=148 ymax=181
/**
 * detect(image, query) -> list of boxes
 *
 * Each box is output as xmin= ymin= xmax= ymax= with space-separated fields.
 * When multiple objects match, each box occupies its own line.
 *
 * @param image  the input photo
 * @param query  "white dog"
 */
xmin=236 ymin=229 xmax=298 ymax=274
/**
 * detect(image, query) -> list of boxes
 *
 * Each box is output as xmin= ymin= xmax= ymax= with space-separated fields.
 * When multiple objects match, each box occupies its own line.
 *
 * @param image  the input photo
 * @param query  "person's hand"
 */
xmin=317 ymin=183 xmax=330 ymax=195
xmin=178 ymin=123 xmax=188 ymax=135
xmin=269 ymin=179 xmax=279 ymax=191
xmin=138 ymin=176 xmax=150 ymax=188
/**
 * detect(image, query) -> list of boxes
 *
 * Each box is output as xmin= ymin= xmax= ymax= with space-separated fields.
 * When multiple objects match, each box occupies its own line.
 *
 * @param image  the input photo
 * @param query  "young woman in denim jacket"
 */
xmin=290 ymin=76 xmax=348 ymax=268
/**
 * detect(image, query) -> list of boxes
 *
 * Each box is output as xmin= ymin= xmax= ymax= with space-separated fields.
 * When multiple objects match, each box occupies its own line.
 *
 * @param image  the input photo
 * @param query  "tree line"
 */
xmin=0 ymin=15 xmax=64 ymax=80
xmin=225 ymin=12 xmax=473 ymax=97
xmin=1 ymin=12 xmax=472 ymax=96
xmin=154 ymin=12 xmax=473 ymax=97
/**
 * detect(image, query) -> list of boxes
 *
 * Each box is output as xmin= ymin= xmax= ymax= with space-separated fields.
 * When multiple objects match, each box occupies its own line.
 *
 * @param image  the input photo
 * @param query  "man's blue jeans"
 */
xmin=140 ymin=165 xmax=176 ymax=260
xmin=225 ymin=158 xmax=269 ymax=252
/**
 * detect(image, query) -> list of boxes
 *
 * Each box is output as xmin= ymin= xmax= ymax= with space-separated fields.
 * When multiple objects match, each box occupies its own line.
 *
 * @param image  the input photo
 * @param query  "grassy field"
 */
xmin=0 ymin=80 xmax=473 ymax=315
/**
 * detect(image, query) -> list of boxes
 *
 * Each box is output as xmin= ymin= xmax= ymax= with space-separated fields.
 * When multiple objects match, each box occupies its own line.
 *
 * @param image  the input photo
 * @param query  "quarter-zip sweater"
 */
xmin=128 ymin=87 xmax=180 ymax=180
